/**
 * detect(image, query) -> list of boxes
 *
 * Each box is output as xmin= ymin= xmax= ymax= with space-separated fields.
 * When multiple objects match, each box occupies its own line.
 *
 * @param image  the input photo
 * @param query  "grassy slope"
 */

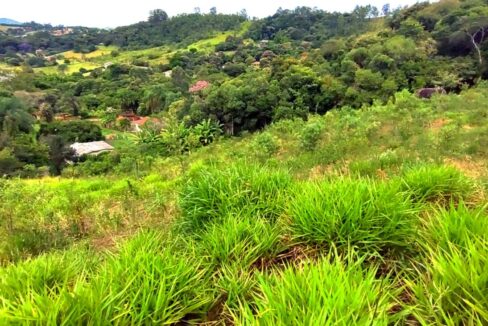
xmin=1 ymin=86 xmax=487 ymax=324
xmin=33 ymin=21 xmax=252 ymax=75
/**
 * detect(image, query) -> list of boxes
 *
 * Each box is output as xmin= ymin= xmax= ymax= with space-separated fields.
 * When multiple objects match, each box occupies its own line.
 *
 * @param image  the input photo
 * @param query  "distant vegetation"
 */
xmin=0 ymin=1 xmax=487 ymax=324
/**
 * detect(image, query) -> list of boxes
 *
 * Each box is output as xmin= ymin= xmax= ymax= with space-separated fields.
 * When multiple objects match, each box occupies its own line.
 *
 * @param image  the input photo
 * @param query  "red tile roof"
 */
xmin=132 ymin=117 xmax=150 ymax=126
xmin=189 ymin=80 xmax=210 ymax=93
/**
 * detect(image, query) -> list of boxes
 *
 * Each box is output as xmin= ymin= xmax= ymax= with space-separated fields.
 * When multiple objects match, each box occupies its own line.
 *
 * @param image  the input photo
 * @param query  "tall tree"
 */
xmin=0 ymin=97 xmax=33 ymax=138
xmin=148 ymin=9 xmax=169 ymax=24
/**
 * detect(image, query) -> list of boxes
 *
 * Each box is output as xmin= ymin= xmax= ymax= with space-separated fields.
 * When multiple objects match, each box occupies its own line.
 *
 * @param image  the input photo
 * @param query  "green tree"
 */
xmin=0 ymin=148 xmax=22 ymax=177
xmin=44 ymin=135 xmax=73 ymax=175
xmin=148 ymin=9 xmax=169 ymax=24
xmin=0 ymin=97 xmax=34 ymax=137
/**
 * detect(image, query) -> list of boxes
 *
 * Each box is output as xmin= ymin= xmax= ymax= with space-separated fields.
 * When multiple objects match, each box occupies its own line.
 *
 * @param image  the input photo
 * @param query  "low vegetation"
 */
xmin=1 ymin=84 xmax=487 ymax=324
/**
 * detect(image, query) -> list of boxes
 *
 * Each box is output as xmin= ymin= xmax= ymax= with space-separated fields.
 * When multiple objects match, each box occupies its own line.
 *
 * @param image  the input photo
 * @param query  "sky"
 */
xmin=3 ymin=0 xmax=422 ymax=28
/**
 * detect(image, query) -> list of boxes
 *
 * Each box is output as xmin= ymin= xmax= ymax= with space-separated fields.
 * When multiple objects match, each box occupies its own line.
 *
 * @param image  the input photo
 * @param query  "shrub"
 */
xmin=299 ymin=121 xmax=324 ymax=151
xmin=288 ymin=178 xmax=417 ymax=257
xmin=39 ymin=120 xmax=103 ymax=143
xmin=179 ymin=164 xmax=292 ymax=231
xmin=252 ymin=132 xmax=279 ymax=158
xmin=401 ymin=165 xmax=474 ymax=203
xmin=66 ymin=152 xmax=121 ymax=176
xmin=238 ymin=254 xmax=398 ymax=325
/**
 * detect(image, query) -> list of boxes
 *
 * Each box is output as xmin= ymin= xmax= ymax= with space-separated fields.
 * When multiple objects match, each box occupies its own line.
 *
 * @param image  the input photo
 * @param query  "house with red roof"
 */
xmin=189 ymin=80 xmax=210 ymax=93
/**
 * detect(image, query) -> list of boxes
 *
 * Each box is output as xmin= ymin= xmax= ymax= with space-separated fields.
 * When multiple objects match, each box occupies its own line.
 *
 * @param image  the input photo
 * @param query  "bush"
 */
xmin=299 ymin=121 xmax=324 ymax=151
xmin=238 ymin=254 xmax=398 ymax=324
xmin=288 ymin=178 xmax=417 ymax=257
xmin=401 ymin=165 xmax=474 ymax=203
xmin=252 ymin=132 xmax=279 ymax=158
xmin=179 ymin=164 xmax=292 ymax=231
xmin=66 ymin=152 xmax=121 ymax=176
xmin=39 ymin=120 xmax=103 ymax=143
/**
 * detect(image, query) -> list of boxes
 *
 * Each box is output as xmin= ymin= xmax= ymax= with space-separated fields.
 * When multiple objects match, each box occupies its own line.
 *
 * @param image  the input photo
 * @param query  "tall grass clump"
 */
xmin=401 ymin=165 xmax=474 ymax=203
xmin=77 ymin=231 xmax=214 ymax=325
xmin=407 ymin=239 xmax=488 ymax=325
xmin=237 ymin=254 xmax=399 ymax=325
xmin=195 ymin=215 xmax=283 ymax=311
xmin=421 ymin=201 xmax=488 ymax=253
xmin=0 ymin=248 xmax=100 ymax=324
xmin=196 ymin=215 xmax=282 ymax=269
xmin=288 ymin=178 xmax=417 ymax=258
xmin=179 ymin=163 xmax=292 ymax=231
xmin=0 ymin=232 xmax=214 ymax=325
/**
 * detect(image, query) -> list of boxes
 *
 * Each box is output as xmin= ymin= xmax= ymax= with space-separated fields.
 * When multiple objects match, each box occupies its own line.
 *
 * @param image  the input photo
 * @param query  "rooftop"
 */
xmin=70 ymin=141 xmax=114 ymax=156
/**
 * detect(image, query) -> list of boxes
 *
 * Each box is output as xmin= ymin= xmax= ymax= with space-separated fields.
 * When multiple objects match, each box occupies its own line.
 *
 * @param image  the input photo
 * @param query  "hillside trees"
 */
xmin=0 ymin=96 xmax=48 ymax=176
xmin=39 ymin=121 xmax=103 ymax=143
xmin=0 ymin=97 xmax=33 ymax=137
xmin=108 ymin=12 xmax=245 ymax=48
xmin=148 ymin=9 xmax=169 ymax=24
xmin=435 ymin=5 xmax=488 ymax=67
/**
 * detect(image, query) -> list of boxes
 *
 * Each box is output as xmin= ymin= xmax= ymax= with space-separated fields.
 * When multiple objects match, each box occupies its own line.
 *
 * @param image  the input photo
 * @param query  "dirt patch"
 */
xmin=90 ymin=232 xmax=131 ymax=252
xmin=309 ymin=164 xmax=336 ymax=180
xmin=444 ymin=158 xmax=487 ymax=179
xmin=429 ymin=118 xmax=450 ymax=132
xmin=203 ymin=293 xmax=233 ymax=326
xmin=379 ymin=123 xmax=395 ymax=135
xmin=376 ymin=169 xmax=388 ymax=180
xmin=252 ymin=244 xmax=321 ymax=272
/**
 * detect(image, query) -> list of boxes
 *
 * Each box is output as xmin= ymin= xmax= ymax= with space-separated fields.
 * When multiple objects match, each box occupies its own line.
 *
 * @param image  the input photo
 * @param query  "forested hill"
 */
xmin=106 ymin=10 xmax=246 ymax=48
xmin=0 ymin=12 xmax=246 ymax=55
xmin=0 ymin=0 xmax=487 ymax=178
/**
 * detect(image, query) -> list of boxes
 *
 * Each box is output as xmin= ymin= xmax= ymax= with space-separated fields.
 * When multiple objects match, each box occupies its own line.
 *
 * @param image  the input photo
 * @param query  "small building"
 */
xmin=35 ymin=49 xmax=45 ymax=57
xmin=189 ymin=80 xmax=210 ymax=93
xmin=45 ymin=55 xmax=57 ymax=63
xmin=132 ymin=117 xmax=150 ymax=132
xmin=259 ymin=40 xmax=269 ymax=48
xmin=51 ymin=27 xmax=74 ymax=37
xmin=117 ymin=112 xmax=140 ymax=122
xmin=116 ymin=113 xmax=161 ymax=132
xmin=70 ymin=141 xmax=114 ymax=157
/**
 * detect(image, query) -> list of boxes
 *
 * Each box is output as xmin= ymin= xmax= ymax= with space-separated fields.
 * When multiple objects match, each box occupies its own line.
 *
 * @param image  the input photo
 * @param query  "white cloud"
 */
xmin=3 ymin=0 xmax=422 ymax=28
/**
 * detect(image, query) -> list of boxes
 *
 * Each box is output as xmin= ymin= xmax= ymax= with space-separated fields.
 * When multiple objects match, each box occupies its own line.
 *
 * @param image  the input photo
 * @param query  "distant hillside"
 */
xmin=0 ymin=18 xmax=21 ymax=25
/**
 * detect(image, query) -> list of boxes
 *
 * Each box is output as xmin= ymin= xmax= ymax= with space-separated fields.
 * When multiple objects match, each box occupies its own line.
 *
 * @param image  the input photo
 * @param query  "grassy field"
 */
xmin=188 ymin=21 xmax=252 ymax=53
xmin=61 ymin=46 xmax=118 ymax=60
xmin=33 ymin=21 xmax=252 ymax=75
xmin=1 ymin=86 xmax=487 ymax=324
xmin=0 ymin=63 xmax=20 ymax=72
